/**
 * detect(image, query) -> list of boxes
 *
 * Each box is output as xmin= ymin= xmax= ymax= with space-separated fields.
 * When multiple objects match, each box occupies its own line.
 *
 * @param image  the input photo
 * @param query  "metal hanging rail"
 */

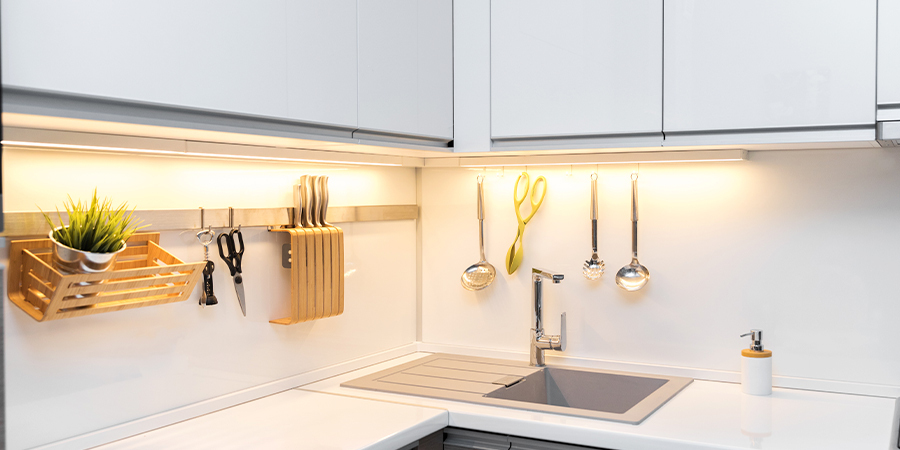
xmin=1 ymin=205 xmax=418 ymax=237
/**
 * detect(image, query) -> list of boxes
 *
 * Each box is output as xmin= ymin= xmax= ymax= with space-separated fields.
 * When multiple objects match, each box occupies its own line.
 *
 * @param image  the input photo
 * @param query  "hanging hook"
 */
xmin=228 ymin=207 xmax=234 ymax=230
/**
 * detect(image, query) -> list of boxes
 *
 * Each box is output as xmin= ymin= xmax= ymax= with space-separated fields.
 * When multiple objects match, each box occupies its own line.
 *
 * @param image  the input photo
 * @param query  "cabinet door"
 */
xmin=2 ymin=0 xmax=289 ymax=118
xmin=510 ymin=436 xmax=605 ymax=450
xmin=286 ymin=0 xmax=358 ymax=127
xmin=664 ymin=0 xmax=877 ymax=145
xmin=878 ymin=0 xmax=900 ymax=121
xmin=444 ymin=428 xmax=510 ymax=450
xmin=490 ymin=0 xmax=663 ymax=148
xmin=357 ymin=0 xmax=453 ymax=142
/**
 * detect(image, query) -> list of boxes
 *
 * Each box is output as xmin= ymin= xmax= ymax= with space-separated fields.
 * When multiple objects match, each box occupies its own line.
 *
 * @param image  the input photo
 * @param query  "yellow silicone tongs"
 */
xmin=505 ymin=172 xmax=547 ymax=274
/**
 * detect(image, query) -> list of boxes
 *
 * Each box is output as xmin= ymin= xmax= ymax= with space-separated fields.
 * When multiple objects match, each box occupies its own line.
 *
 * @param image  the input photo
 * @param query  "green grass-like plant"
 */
xmin=40 ymin=189 xmax=149 ymax=253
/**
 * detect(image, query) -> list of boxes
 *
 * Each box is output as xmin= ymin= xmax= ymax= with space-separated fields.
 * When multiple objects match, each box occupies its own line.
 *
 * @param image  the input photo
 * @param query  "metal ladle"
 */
xmin=583 ymin=173 xmax=605 ymax=280
xmin=461 ymin=175 xmax=496 ymax=291
xmin=615 ymin=172 xmax=649 ymax=291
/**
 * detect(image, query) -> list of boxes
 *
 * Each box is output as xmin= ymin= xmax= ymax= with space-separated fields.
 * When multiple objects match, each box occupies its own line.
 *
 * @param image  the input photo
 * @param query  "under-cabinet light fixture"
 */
xmin=0 ymin=140 xmax=404 ymax=167
xmin=454 ymin=149 xmax=747 ymax=167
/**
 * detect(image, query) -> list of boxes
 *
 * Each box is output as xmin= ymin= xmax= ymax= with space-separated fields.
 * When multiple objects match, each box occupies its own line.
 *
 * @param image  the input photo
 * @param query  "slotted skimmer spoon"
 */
xmin=615 ymin=172 xmax=650 ymax=291
xmin=461 ymin=175 xmax=496 ymax=290
xmin=583 ymin=173 xmax=605 ymax=280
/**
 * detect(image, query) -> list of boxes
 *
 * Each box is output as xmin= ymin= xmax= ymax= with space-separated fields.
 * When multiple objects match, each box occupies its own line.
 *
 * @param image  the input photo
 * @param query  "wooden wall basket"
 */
xmin=269 ymin=226 xmax=344 ymax=325
xmin=7 ymin=233 xmax=205 ymax=322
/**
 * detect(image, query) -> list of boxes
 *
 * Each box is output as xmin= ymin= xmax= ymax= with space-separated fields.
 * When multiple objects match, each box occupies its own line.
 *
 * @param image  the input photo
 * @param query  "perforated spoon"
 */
xmin=615 ymin=173 xmax=649 ymax=291
xmin=462 ymin=175 xmax=496 ymax=291
xmin=583 ymin=173 xmax=605 ymax=280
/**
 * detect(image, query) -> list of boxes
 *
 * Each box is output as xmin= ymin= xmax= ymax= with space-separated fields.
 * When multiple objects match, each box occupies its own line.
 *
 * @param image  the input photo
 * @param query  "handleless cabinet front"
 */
xmin=490 ymin=0 xmax=663 ymax=150
xmin=2 ymin=0 xmax=290 ymax=119
xmin=286 ymin=0 xmax=358 ymax=128
xmin=878 ymin=0 xmax=900 ymax=121
xmin=357 ymin=0 xmax=454 ymax=142
xmin=663 ymin=0 xmax=877 ymax=145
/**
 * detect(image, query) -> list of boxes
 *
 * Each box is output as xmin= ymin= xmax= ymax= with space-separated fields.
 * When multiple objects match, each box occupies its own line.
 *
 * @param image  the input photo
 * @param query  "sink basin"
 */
xmin=484 ymin=367 xmax=670 ymax=415
xmin=341 ymin=354 xmax=692 ymax=424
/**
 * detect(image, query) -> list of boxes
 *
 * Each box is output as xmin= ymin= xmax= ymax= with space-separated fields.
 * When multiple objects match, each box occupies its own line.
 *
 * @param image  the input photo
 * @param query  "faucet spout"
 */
xmin=532 ymin=268 xmax=564 ymax=283
xmin=530 ymin=268 xmax=566 ymax=367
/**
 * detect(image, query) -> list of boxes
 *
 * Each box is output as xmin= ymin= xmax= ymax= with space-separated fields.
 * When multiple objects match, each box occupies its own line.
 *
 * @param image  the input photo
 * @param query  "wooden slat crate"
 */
xmin=7 ymin=233 xmax=205 ymax=322
xmin=269 ymin=226 xmax=344 ymax=325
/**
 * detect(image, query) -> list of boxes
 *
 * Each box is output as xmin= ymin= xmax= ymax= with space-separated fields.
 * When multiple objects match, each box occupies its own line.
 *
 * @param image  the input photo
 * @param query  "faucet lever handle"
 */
xmin=558 ymin=312 xmax=567 ymax=352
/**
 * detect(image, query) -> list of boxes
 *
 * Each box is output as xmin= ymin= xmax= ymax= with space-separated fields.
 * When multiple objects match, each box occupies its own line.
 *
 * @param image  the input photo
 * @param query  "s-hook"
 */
xmin=196 ymin=227 xmax=218 ymax=307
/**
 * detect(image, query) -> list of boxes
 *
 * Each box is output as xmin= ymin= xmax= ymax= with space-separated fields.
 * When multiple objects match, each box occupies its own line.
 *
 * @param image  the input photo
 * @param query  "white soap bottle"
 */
xmin=740 ymin=329 xmax=772 ymax=396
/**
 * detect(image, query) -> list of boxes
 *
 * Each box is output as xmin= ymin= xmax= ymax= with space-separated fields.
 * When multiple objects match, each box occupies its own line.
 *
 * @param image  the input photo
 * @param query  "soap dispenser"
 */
xmin=740 ymin=329 xmax=772 ymax=396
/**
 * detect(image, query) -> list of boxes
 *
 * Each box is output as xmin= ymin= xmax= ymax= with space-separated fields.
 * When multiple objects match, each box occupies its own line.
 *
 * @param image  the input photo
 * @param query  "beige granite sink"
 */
xmin=341 ymin=353 xmax=692 ymax=424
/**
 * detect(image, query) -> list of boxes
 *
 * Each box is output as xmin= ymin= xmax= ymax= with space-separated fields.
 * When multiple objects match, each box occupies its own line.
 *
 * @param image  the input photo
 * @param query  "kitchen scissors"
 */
xmin=505 ymin=172 xmax=547 ymax=274
xmin=217 ymin=227 xmax=246 ymax=316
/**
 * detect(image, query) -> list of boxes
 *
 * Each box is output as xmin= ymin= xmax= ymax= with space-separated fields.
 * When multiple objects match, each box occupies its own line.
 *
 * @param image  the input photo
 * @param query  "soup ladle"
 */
xmin=615 ymin=172 xmax=649 ymax=291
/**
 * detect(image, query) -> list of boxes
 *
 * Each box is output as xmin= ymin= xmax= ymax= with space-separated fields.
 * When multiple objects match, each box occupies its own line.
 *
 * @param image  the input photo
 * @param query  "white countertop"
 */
xmin=94 ymin=389 xmax=447 ymax=450
xmin=301 ymin=353 xmax=899 ymax=450
xmin=96 ymin=352 xmax=899 ymax=450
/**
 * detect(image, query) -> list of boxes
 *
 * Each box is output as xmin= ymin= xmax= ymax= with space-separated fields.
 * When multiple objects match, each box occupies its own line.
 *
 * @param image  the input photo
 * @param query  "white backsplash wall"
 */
xmin=2 ymin=148 xmax=418 ymax=450
xmin=421 ymin=148 xmax=900 ymax=392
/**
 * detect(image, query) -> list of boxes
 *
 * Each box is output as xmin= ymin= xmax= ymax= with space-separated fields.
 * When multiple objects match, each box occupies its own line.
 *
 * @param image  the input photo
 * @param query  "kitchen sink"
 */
xmin=341 ymin=354 xmax=692 ymax=424
xmin=484 ymin=367 xmax=670 ymax=415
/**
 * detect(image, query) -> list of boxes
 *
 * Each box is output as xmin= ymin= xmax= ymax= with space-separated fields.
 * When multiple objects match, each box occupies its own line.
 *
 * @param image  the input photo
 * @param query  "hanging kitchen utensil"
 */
xmin=583 ymin=173 xmax=605 ymax=280
xmin=505 ymin=172 xmax=547 ymax=275
xmin=196 ymin=227 xmax=218 ymax=307
xmin=615 ymin=172 xmax=650 ymax=291
xmin=461 ymin=175 xmax=496 ymax=290
xmin=218 ymin=226 xmax=246 ymax=315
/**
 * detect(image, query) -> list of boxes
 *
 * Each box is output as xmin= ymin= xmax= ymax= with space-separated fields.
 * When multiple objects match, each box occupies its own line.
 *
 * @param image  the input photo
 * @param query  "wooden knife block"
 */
xmin=269 ymin=226 xmax=344 ymax=324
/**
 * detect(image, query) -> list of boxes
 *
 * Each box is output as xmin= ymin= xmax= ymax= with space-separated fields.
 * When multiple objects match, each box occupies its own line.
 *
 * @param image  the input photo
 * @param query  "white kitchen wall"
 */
xmin=2 ymin=148 xmax=418 ymax=449
xmin=421 ymin=148 xmax=900 ymax=392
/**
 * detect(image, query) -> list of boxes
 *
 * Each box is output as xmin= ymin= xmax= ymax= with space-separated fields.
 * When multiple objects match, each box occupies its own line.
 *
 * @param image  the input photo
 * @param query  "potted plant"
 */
xmin=41 ymin=189 xmax=147 ymax=274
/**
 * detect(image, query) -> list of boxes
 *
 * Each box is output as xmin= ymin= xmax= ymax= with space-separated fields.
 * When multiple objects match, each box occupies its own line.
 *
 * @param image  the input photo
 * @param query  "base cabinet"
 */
xmin=443 ymin=428 xmax=607 ymax=450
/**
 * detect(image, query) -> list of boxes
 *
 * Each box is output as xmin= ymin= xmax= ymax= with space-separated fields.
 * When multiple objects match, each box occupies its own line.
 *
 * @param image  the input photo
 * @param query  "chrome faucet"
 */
xmin=531 ymin=268 xmax=567 ymax=367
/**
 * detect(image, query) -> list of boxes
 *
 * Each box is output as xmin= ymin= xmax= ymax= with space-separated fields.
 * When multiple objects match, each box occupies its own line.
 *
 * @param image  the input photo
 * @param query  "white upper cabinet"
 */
xmin=490 ymin=0 xmax=663 ymax=149
xmin=286 ymin=1 xmax=358 ymax=128
xmin=2 ymin=0 xmax=290 ymax=119
xmin=357 ymin=0 xmax=454 ymax=141
xmin=663 ymin=1 xmax=877 ymax=145
xmin=878 ymin=0 xmax=900 ymax=121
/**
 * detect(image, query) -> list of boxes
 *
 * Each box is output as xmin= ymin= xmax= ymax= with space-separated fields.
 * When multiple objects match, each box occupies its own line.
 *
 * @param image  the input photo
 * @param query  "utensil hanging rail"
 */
xmin=2 ymin=205 xmax=418 ymax=237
